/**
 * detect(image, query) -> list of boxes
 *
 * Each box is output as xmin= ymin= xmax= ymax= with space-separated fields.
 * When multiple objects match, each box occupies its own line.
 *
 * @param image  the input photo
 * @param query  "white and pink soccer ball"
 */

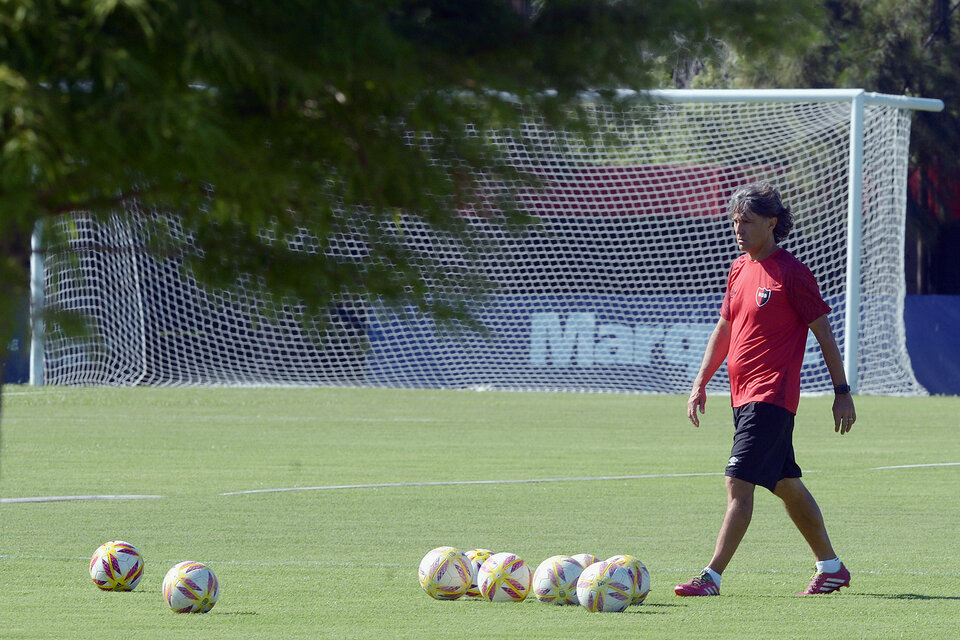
xmin=89 ymin=541 xmax=144 ymax=591
xmin=162 ymin=561 xmax=219 ymax=613
xmin=464 ymin=548 xmax=494 ymax=597
xmin=577 ymin=559 xmax=635 ymax=612
xmin=532 ymin=555 xmax=584 ymax=605
xmin=477 ymin=552 xmax=533 ymax=602
xmin=606 ymin=554 xmax=651 ymax=605
xmin=418 ymin=546 xmax=472 ymax=600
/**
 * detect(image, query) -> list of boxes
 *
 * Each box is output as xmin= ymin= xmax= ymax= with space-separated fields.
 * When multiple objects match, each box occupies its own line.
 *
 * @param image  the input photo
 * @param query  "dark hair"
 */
xmin=727 ymin=182 xmax=794 ymax=243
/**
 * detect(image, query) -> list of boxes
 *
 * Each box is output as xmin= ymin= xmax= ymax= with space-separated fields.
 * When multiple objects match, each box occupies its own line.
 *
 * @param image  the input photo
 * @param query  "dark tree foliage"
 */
xmin=0 ymin=0 xmax=821 ymax=362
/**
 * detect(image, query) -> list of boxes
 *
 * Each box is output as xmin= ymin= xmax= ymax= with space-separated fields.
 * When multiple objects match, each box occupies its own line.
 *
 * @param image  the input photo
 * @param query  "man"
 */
xmin=675 ymin=182 xmax=857 ymax=597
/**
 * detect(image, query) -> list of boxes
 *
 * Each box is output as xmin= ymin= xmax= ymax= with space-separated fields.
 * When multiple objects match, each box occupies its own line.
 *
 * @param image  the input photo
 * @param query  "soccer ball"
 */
xmin=577 ymin=559 xmax=635 ymax=612
xmin=464 ymin=548 xmax=494 ymax=597
xmin=477 ymin=552 xmax=533 ymax=602
xmin=570 ymin=553 xmax=599 ymax=569
xmin=532 ymin=555 xmax=583 ymax=605
xmin=605 ymin=554 xmax=650 ymax=605
xmin=418 ymin=547 xmax=472 ymax=600
xmin=89 ymin=540 xmax=144 ymax=591
xmin=162 ymin=561 xmax=219 ymax=613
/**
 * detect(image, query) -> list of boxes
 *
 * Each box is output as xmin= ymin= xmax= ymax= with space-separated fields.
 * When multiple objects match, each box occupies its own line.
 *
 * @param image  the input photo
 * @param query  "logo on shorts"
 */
xmin=756 ymin=287 xmax=772 ymax=307
xmin=727 ymin=456 xmax=740 ymax=468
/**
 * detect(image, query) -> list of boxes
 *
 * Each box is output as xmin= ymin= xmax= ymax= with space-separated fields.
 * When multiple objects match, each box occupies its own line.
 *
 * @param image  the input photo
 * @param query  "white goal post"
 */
xmin=31 ymin=89 xmax=943 ymax=394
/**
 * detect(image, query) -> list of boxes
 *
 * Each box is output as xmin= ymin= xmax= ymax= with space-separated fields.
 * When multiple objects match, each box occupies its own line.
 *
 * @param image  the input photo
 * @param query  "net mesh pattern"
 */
xmin=38 ymin=98 xmax=925 ymax=394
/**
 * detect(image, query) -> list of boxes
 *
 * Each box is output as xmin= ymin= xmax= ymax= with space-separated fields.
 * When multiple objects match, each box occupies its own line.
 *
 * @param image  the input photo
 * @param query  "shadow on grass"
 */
xmin=620 ymin=603 xmax=686 ymax=614
xmin=212 ymin=611 xmax=259 ymax=615
xmin=861 ymin=593 xmax=960 ymax=601
xmin=752 ymin=592 xmax=960 ymax=601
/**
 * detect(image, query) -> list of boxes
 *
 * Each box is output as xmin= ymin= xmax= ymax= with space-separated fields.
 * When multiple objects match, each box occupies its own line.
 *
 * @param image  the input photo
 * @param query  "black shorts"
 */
xmin=726 ymin=402 xmax=801 ymax=493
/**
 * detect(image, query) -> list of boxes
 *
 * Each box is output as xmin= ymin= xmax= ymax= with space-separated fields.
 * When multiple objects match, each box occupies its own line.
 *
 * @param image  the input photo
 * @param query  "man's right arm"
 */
xmin=687 ymin=317 xmax=731 ymax=427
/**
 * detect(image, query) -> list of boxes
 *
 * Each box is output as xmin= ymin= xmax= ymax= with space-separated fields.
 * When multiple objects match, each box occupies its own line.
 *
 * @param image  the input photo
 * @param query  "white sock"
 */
xmin=703 ymin=567 xmax=722 ymax=586
xmin=815 ymin=557 xmax=841 ymax=573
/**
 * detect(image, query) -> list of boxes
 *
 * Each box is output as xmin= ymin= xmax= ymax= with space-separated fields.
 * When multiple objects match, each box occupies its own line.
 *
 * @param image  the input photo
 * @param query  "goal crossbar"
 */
xmin=635 ymin=88 xmax=944 ymax=112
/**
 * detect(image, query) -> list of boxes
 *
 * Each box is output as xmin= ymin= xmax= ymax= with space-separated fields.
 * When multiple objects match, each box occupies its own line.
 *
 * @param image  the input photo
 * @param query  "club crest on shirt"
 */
xmin=756 ymin=287 xmax=772 ymax=307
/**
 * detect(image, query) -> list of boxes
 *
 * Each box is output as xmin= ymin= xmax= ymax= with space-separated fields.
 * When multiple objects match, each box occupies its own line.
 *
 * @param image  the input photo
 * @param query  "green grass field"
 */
xmin=1 ymin=386 xmax=958 ymax=639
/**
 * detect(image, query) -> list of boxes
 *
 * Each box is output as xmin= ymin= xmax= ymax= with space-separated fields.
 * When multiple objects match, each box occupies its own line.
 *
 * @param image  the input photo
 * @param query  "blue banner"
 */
xmin=364 ymin=295 xmax=834 ymax=393
xmin=905 ymin=295 xmax=960 ymax=395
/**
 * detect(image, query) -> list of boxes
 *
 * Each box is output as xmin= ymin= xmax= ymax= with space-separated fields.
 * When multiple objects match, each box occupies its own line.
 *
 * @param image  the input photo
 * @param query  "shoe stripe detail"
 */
xmin=809 ymin=578 xmax=849 ymax=593
xmin=799 ymin=566 xmax=850 ymax=594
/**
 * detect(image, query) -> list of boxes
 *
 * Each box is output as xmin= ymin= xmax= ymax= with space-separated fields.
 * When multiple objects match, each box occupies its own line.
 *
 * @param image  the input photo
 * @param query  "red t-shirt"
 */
xmin=719 ymin=248 xmax=830 ymax=414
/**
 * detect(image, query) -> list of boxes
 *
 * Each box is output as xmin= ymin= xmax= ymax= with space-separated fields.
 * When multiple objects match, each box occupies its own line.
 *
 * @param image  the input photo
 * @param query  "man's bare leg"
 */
xmin=707 ymin=476 xmax=756 ymax=574
xmin=675 ymin=476 xmax=755 ymax=596
xmin=773 ymin=477 xmax=836 ymax=561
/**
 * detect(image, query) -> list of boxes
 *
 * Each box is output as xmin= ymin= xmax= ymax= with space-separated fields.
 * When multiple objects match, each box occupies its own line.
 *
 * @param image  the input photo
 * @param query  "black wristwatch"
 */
xmin=834 ymin=384 xmax=851 ymax=395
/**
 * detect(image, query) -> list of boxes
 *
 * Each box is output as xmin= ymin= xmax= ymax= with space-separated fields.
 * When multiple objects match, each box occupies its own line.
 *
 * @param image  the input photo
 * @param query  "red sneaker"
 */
xmin=797 ymin=563 xmax=851 ymax=595
xmin=674 ymin=570 xmax=720 ymax=596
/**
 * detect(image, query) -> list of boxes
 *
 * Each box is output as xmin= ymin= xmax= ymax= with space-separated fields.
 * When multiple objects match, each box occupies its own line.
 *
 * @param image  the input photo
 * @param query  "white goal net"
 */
xmin=33 ymin=90 xmax=934 ymax=395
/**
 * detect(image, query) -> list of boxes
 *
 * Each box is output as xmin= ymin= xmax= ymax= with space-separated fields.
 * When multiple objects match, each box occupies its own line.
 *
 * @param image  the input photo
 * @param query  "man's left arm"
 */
xmin=808 ymin=314 xmax=857 ymax=435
